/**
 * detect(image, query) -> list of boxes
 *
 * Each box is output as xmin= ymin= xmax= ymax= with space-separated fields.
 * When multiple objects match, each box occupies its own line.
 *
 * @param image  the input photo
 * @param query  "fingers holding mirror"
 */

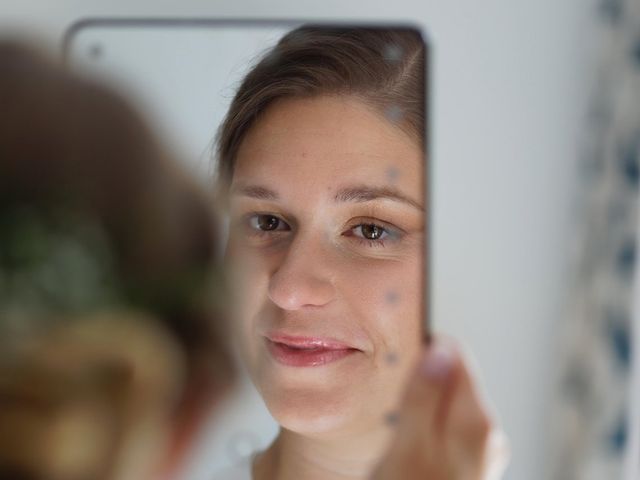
xmin=373 ymin=337 xmax=510 ymax=480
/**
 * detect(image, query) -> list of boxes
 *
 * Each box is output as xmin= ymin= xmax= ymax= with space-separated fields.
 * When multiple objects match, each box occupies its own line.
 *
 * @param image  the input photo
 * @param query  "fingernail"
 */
xmin=420 ymin=342 xmax=454 ymax=380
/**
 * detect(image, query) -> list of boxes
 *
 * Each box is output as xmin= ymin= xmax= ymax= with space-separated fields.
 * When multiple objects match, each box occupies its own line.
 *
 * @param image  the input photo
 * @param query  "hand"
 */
xmin=371 ymin=337 xmax=509 ymax=480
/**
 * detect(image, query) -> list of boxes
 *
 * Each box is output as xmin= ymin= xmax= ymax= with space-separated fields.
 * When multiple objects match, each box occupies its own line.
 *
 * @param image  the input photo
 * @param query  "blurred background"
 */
xmin=2 ymin=1 xmax=637 ymax=480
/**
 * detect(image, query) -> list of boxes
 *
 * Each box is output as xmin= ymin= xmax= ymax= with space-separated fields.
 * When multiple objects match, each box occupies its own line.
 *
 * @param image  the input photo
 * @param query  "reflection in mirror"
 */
xmin=214 ymin=26 xmax=428 ymax=480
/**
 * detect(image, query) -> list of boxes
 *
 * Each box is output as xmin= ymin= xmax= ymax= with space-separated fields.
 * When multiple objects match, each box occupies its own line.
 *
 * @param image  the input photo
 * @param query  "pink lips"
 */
xmin=265 ymin=333 xmax=360 ymax=367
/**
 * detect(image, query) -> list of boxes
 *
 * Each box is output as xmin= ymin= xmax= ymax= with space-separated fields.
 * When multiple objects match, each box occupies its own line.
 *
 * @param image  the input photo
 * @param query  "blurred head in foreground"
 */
xmin=0 ymin=41 xmax=234 ymax=480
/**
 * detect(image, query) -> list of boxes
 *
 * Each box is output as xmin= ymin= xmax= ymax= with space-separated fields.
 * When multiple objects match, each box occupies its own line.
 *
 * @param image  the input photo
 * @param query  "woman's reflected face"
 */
xmin=225 ymin=94 xmax=424 ymax=435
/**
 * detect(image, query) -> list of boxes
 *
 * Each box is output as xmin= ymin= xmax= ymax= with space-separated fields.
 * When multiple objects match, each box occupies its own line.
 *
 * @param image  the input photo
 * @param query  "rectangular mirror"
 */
xmin=65 ymin=19 xmax=430 ymax=479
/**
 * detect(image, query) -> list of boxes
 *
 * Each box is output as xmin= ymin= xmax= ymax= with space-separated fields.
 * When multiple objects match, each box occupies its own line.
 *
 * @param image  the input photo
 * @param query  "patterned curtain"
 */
xmin=551 ymin=1 xmax=640 ymax=479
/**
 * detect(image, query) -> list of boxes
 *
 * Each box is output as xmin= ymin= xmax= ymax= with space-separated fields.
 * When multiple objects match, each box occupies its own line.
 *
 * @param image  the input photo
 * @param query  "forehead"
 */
xmin=233 ymin=95 xmax=423 ymax=190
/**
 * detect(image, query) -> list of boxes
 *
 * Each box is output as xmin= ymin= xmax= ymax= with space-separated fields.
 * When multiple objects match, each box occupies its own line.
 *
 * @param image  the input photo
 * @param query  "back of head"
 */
xmin=0 ymin=40 xmax=234 ymax=480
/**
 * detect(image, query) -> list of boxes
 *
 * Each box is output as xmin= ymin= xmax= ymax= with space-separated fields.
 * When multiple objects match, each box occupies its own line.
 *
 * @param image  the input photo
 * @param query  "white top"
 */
xmin=211 ymin=454 xmax=255 ymax=480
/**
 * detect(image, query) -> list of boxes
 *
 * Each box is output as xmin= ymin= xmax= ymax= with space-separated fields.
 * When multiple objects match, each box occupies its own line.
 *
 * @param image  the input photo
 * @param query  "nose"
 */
xmin=267 ymin=232 xmax=336 ymax=310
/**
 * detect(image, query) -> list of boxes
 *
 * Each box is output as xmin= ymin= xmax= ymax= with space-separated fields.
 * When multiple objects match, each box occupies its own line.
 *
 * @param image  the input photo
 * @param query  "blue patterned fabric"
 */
xmin=551 ymin=1 xmax=640 ymax=479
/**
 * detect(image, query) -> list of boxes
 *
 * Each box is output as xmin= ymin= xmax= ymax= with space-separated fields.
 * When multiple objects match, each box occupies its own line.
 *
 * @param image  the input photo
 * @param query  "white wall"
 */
xmin=0 ymin=2 xmax=600 ymax=480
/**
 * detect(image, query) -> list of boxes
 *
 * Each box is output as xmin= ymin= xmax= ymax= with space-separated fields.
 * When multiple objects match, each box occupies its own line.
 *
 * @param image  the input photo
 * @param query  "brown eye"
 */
xmin=249 ymin=214 xmax=288 ymax=232
xmin=357 ymin=224 xmax=387 ymax=240
xmin=348 ymin=220 xmax=403 ymax=248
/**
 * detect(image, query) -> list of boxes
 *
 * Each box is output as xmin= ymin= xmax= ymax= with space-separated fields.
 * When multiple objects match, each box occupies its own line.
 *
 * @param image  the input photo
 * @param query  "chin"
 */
xmin=263 ymin=387 xmax=359 ymax=436
xmin=279 ymin=411 xmax=351 ymax=437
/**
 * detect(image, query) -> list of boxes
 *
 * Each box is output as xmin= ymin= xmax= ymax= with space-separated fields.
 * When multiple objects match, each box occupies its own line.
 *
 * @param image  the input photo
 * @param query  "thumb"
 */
xmin=401 ymin=341 xmax=459 ymax=444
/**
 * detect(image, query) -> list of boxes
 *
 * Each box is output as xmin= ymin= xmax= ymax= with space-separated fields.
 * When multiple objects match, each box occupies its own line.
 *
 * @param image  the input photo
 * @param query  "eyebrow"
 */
xmin=334 ymin=185 xmax=424 ymax=211
xmin=230 ymin=183 xmax=424 ymax=211
xmin=231 ymin=184 xmax=278 ymax=201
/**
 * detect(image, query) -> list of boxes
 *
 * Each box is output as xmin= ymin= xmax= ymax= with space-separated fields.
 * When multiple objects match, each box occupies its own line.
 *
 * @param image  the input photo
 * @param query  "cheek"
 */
xmin=225 ymin=250 xmax=270 ymax=351
xmin=339 ymin=255 xmax=423 ymax=356
xmin=226 ymin=235 xmax=268 ymax=297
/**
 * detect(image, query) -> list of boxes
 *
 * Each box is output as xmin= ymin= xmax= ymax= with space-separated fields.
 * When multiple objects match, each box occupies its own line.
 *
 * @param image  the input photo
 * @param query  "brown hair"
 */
xmin=0 ymin=40 xmax=234 ymax=480
xmin=214 ymin=25 xmax=427 ymax=197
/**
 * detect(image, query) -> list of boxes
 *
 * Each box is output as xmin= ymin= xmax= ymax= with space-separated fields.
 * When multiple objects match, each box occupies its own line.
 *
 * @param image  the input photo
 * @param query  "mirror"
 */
xmin=65 ymin=20 xmax=429 ymax=479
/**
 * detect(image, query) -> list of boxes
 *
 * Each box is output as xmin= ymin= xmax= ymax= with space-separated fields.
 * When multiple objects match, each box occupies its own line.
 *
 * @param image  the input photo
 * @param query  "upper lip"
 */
xmin=265 ymin=332 xmax=360 ymax=351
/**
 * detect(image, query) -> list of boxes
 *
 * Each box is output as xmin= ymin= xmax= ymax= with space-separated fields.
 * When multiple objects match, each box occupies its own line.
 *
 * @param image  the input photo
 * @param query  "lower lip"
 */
xmin=265 ymin=339 xmax=358 ymax=367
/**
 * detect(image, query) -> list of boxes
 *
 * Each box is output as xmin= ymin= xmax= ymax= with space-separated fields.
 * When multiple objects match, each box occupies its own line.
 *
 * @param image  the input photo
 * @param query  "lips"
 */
xmin=264 ymin=333 xmax=360 ymax=367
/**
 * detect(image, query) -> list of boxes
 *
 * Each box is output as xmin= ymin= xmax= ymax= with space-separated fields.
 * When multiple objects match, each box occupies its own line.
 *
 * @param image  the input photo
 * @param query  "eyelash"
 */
xmin=239 ymin=213 xmax=399 ymax=248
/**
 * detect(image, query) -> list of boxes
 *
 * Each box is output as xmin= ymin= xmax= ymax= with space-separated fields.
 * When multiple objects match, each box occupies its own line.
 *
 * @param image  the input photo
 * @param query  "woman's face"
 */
xmin=225 ymin=94 xmax=424 ymax=436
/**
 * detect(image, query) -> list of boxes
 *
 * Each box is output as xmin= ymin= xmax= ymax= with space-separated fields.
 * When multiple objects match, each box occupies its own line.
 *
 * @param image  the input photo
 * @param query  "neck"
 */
xmin=254 ymin=424 xmax=392 ymax=480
